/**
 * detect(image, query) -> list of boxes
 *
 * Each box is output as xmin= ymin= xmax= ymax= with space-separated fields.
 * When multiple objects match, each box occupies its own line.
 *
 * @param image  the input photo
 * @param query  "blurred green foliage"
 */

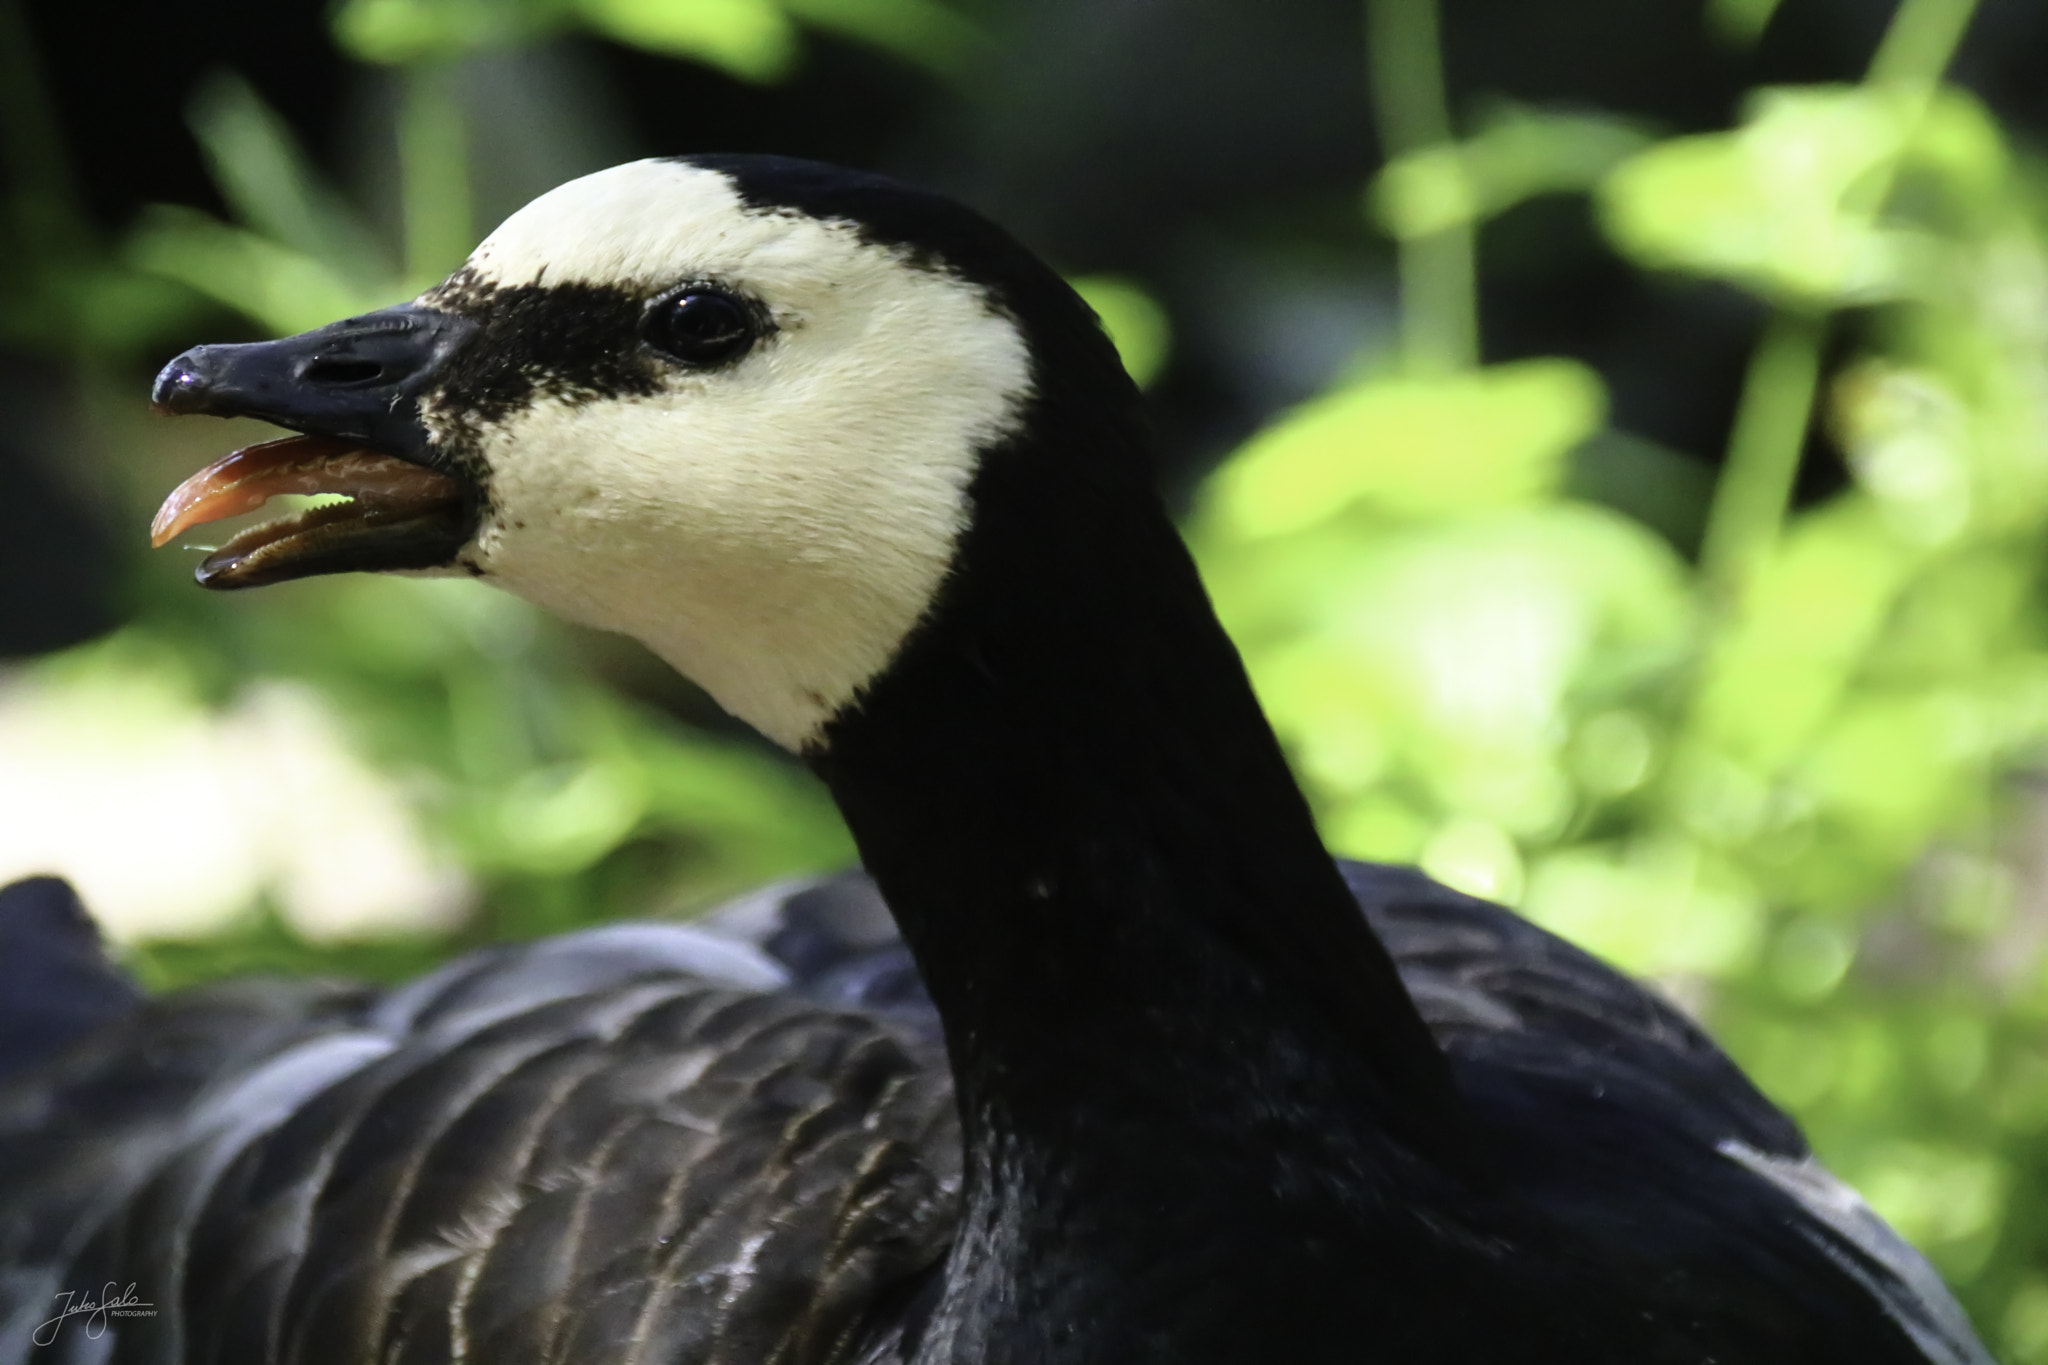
xmin=1203 ymin=0 xmax=2048 ymax=1346
xmin=329 ymin=0 xmax=983 ymax=81
xmin=1 ymin=0 xmax=2044 ymax=1355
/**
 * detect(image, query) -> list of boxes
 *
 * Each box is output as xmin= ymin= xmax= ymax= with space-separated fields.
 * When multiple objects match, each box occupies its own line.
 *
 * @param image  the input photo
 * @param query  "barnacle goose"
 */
xmin=0 ymin=156 xmax=1994 ymax=1365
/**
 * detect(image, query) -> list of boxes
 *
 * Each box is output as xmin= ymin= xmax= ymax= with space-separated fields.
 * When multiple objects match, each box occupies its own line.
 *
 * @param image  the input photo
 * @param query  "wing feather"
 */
xmin=0 ymin=898 xmax=955 ymax=1365
xmin=0 ymin=868 xmax=1987 ymax=1364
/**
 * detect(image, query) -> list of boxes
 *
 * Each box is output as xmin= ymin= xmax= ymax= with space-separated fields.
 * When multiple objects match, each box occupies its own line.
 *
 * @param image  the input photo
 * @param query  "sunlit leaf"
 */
xmin=1687 ymin=502 xmax=1924 ymax=772
xmin=2005 ymin=1280 xmax=2048 ymax=1365
xmin=1419 ymin=815 xmax=1524 ymax=903
xmin=1522 ymin=838 xmax=1766 ymax=977
xmin=1205 ymin=359 xmax=1606 ymax=537
xmin=1569 ymin=709 xmax=1658 ymax=798
xmin=0 ymin=636 xmax=469 ymax=943
xmin=490 ymin=760 xmax=648 ymax=874
xmin=1372 ymin=104 xmax=1652 ymax=239
xmin=1803 ymin=690 xmax=1982 ymax=848
xmin=1833 ymin=361 xmax=1974 ymax=544
xmin=1769 ymin=915 xmax=1857 ymax=1001
xmin=333 ymin=0 xmax=564 ymax=63
xmin=1071 ymin=274 xmax=1171 ymax=388
xmin=1598 ymin=85 xmax=2006 ymax=307
xmin=1209 ymin=500 xmax=1693 ymax=852
xmin=575 ymin=0 xmax=798 ymax=82
xmin=1855 ymin=1141 xmax=2009 ymax=1275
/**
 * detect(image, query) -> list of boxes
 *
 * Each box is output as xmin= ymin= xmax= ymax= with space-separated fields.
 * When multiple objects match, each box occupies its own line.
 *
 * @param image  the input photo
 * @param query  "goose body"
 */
xmin=1 ymin=155 xmax=1995 ymax=1364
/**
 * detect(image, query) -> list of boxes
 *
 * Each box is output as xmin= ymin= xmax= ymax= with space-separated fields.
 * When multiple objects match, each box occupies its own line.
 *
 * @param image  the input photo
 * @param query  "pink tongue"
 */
xmin=151 ymin=434 xmax=460 ymax=547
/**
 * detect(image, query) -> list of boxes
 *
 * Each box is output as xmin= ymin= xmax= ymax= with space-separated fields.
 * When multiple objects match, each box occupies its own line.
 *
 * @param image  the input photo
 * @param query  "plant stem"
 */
xmin=1366 ymin=0 xmax=1450 ymax=153
xmin=399 ymin=63 xmax=472 ymax=289
xmin=1696 ymin=0 xmax=1980 ymax=603
xmin=1867 ymin=0 xmax=1980 ymax=89
xmin=1366 ymin=0 xmax=1476 ymax=374
xmin=1397 ymin=215 xmax=1478 ymax=377
xmin=1698 ymin=311 xmax=1825 ymax=604
xmin=1852 ymin=0 xmax=1983 ymax=219
xmin=1704 ymin=0 xmax=1786 ymax=48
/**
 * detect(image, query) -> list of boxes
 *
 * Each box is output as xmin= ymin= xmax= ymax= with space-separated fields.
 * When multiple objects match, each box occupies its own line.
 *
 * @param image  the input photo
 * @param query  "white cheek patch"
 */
xmin=441 ymin=161 xmax=1033 ymax=751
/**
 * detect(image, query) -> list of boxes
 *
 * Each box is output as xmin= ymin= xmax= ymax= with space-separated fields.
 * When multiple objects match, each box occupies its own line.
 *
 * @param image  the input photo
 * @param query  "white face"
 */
xmin=422 ymin=160 xmax=1034 ymax=751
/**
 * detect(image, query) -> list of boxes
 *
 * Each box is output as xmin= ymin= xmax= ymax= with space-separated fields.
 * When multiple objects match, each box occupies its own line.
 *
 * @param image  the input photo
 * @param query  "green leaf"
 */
xmin=488 ymin=760 xmax=649 ymax=874
xmin=575 ymin=0 xmax=798 ymax=82
xmin=184 ymin=71 xmax=393 ymax=289
xmin=1372 ymin=103 xmax=1653 ymax=240
xmin=1204 ymin=359 xmax=1606 ymax=538
xmin=1803 ymin=690 xmax=1981 ymax=847
xmin=1071 ymin=274 xmax=1171 ymax=388
xmin=1204 ymin=502 xmax=1693 ymax=849
xmin=1522 ymin=838 xmax=1766 ymax=976
xmin=1854 ymin=1141 xmax=2009 ymax=1275
xmin=1598 ymin=84 xmax=2008 ymax=307
xmin=125 ymin=205 xmax=389 ymax=335
xmin=1686 ymin=501 xmax=1925 ymax=772
xmin=333 ymin=0 xmax=564 ymax=64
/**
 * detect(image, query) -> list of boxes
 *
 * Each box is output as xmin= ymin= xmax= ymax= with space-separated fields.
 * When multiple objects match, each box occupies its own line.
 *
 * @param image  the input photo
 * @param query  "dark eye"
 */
xmin=644 ymin=288 xmax=757 ymax=366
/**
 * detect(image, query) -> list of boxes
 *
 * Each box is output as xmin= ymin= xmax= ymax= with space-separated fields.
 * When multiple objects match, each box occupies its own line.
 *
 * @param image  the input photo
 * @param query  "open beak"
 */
xmin=149 ymin=303 xmax=482 ymax=589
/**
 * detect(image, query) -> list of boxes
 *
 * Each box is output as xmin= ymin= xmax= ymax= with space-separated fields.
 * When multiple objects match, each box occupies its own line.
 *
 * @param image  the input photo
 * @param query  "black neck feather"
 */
xmin=811 ymin=323 xmax=1480 ymax=1360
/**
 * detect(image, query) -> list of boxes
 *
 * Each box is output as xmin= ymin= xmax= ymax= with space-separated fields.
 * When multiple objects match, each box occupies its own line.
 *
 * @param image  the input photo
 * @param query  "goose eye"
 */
xmin=644 ymin=288 xmax=756 ymax=366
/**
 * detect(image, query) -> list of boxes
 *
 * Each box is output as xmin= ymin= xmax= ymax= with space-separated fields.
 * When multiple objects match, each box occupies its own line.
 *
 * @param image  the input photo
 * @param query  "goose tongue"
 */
xmin=150 ymin=434 xmax=460 ymax=546
xmin=150 ymin=433 xmax=474 ymax=589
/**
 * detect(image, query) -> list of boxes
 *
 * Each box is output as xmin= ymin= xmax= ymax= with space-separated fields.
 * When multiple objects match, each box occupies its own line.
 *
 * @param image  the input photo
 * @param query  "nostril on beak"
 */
xmin=299 ymin=357 xmax=390 ymax=388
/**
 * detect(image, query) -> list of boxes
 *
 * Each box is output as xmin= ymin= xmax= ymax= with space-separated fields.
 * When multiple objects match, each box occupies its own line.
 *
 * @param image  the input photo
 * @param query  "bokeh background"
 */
xmin=3 ymin=0 xmax=2047 ymax=1352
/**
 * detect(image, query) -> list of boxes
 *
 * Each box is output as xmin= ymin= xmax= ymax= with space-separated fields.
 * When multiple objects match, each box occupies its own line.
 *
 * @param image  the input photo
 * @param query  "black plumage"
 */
xmin=0 ymin=869 xmax=1985 ymax=1364
xmin=0 ymin=877 xmax=139 ymax=1082
xmin=0 ymin=887 xmax=958 ymax=1365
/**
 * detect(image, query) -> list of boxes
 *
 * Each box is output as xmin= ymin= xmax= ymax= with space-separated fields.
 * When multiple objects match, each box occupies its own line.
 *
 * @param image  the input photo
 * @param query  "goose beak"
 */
xmin=149 ymin=304 xmax=482 ymax=589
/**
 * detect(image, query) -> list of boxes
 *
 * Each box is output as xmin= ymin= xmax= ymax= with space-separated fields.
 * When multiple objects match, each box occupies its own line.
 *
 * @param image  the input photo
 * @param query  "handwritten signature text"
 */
xmin=33 ymin=1284 xmax=156 ymax=1346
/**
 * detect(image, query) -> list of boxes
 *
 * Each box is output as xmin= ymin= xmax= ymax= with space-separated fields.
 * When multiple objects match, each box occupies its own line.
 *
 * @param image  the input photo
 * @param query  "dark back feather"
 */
xmin=0 ymin=868 xmax=1988 ymax=1365
xmin=0 ymin=876 xmax=141 ymax=1082
xmin=0 ymin=881 xmax=955 ymax=1365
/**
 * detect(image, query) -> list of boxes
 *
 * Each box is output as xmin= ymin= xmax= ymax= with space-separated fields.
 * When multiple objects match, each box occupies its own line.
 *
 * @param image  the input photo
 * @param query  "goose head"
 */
xmin=152 ymin=156 xmax=1139 ymax=753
